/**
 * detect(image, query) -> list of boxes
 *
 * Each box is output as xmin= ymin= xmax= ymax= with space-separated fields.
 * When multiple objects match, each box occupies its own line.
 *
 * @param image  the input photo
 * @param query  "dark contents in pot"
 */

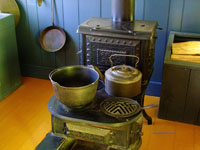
xmin=58 ymin=78 xmax=93 ymax=87
xmin=51 ymin=67 xmax=98 ymax=87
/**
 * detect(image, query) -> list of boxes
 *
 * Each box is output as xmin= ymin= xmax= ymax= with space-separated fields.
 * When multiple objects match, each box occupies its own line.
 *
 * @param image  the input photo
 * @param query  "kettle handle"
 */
xmin=109 ymin=54 xmax=140 ymax=67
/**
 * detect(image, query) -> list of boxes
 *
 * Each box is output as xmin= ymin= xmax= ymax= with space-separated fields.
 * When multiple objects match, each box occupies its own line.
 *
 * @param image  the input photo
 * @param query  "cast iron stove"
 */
xmin=77 ymin=17 xmax=158 ymax=83
xmin=78 ymin=17 xmax=158 ymax=124
xmin=37 ymin=0 xmax=158 ymax=149
xmin=37 ymin=84 xmax=143 ymax=150
xmin=36 ymin=18 xmax=158 ymax=150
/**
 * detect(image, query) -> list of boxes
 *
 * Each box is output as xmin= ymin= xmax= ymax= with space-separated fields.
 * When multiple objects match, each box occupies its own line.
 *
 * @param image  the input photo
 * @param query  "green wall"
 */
xmin=15 ymin=0 xmax=200 ymax=96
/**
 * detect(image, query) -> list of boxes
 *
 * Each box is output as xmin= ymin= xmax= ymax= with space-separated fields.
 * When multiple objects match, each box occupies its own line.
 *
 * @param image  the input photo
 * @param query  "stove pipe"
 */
xmin=112 ymin=0 xmax=135 ymax=22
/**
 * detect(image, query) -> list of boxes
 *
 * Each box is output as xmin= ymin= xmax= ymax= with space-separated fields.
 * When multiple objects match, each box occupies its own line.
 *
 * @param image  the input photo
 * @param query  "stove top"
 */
xmin=77 ymin=17 xmax=158 ymax=39
xmin=48 ymin=88 xmax=141 ymax=125
xmin=38 ymin=80 xmax=143 ymax=150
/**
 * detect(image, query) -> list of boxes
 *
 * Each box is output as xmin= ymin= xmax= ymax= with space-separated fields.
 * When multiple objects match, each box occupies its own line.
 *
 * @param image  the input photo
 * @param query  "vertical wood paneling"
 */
xmin=101 ymin=0 xmax=145 ymax=20
xmin=54 ymin=0 xmax=64 ymax=26
xmin=135 ymin=0 xmax=144 ymax=20
xmin=151 ymin=30 xmax=167 ymax=82
xmin=63 ymin=0 xmax=79 ymax=65
xmin=79 ymin=0 xmax=101 ymax=23
xmin=181 ymin=0 xmax=200 ymax=33
xmin=168 ymin=0 xmax=185 ymax=32
xmin=144 ymin=0 xmax=170 ymax=82
xmin=26 ymin=0 xmax=42 ymax=66
xmin=101 ymin=0 xmax=111 ymax=18
xmin=54 ymin=0 xmax=66 ymax=67
xmin=16 ymin=0 xmax=30 ymax=64
xmin=144 ymin=0 xmax=170 ymax=28
xmin=78 ymin=0 xmax=101 ymax=65
xmin=184 ymin=70 xmax=200 ymax=124
xmin=37 ymin=0 xmax=55 ymax=67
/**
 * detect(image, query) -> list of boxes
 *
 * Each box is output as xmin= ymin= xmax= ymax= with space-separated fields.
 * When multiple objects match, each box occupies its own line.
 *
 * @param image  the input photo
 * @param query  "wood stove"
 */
xmin=36 ymin=0 xmax=158 ymax=149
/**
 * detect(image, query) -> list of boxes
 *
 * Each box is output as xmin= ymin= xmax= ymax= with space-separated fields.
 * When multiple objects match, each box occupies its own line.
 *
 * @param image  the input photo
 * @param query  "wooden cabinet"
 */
xmin=0 ymin=13 xmax=21 ymax=101
xmin=159 ymin=31 xmax=200 ymax=125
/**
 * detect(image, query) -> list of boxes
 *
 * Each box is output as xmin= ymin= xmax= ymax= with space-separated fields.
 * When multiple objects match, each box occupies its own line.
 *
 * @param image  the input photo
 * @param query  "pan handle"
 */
xmin=52 ymin=0 xmax=55 ymax=26
xmin=142 ymin=104 xmax=158 ymax=109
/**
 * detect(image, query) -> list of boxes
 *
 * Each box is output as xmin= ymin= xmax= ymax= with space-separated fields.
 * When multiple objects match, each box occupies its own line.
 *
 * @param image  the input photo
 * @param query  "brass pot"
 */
xmin=105 ymin=54 xmax=142 ymax=97
xmin=49 ymin=65 xmax=99 ymax=109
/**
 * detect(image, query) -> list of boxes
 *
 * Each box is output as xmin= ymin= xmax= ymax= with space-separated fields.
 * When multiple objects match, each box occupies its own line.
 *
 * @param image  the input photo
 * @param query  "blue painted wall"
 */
xmin=15 ymin=0 xmax=200 ymax=96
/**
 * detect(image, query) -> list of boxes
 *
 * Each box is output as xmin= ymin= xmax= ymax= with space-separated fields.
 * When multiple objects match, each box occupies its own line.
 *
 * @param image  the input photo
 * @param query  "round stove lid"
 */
xmin=100 ymin=97 xmax=140 ymax=118
xmin=86 ymin=19 xmax=112 ymax=28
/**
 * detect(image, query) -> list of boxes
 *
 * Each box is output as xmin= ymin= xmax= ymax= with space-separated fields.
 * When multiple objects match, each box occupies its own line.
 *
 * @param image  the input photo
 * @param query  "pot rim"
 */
xmin=49 ymin=65 xmax=99 ymax=89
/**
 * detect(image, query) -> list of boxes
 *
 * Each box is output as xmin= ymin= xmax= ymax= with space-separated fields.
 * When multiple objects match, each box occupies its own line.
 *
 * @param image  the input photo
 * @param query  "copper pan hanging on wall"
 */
xmin=40 ymin=0 xmax=66 ymax=52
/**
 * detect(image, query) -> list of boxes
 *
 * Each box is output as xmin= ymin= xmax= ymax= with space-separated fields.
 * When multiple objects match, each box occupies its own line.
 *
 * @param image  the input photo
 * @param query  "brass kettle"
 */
xmin=99 ymin=54 xmax=142 ymax=97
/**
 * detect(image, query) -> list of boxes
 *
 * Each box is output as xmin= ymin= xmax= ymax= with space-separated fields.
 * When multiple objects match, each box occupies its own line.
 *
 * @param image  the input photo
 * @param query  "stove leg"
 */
xmin=142 ymin=110 xmax=152 ymax=125
xmin=138 ymin=88 xmax=153 ymax=125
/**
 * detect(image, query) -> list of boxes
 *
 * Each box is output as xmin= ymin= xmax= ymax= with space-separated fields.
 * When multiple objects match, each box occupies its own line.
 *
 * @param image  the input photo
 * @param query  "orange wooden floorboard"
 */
xmin=0 ymin=77 xmax=200 ymax=150
xmin=0 ymin=77 xmax=54 ymax=150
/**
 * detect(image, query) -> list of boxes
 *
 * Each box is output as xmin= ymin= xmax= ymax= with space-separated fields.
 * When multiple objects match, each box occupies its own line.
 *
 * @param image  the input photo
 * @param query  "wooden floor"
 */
xmin=0 ymin=77 xmax=199 ymax=150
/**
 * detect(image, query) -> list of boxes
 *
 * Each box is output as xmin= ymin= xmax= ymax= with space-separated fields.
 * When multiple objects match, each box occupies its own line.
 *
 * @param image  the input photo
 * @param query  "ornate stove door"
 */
xmin=82 ymin=35 xmax=141 ymax=73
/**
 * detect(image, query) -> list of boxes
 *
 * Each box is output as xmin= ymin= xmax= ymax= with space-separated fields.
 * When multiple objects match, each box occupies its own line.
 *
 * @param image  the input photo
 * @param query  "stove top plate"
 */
xmin=78 ymin=17 xmax=158 ymax=37
xmin=48 ymin=88 xmax=140 ymax=125
xmin=86 ymin=19 xmax=112 ymax=29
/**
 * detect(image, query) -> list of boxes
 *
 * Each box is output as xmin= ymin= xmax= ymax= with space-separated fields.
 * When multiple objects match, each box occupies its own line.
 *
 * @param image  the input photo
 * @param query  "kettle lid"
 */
xmin=110 ymin=64 xmax=140 ymax=79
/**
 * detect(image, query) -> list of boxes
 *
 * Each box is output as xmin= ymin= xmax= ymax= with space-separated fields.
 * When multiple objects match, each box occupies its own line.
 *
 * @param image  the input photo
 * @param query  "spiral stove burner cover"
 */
xmin=100 ymin=97 xmax=140 ymax=118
